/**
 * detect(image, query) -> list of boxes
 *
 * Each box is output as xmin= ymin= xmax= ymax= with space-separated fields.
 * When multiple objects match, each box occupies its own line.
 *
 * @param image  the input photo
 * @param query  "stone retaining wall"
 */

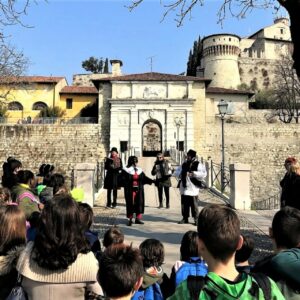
xmin=0 ymin=124 xmax=106 ymax=186
xmin=201 ymin=113 xmax=300 ymax=202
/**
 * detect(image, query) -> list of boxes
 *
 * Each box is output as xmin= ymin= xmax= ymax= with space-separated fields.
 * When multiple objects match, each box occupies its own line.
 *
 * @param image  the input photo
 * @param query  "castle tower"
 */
xmin=202 ymin=34 xmax=241 ymax=89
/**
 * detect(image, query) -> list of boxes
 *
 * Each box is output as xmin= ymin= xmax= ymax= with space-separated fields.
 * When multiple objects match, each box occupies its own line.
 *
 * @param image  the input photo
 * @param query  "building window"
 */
xmin=32 ymin=102 xmax=47 ymax=110
xmin=120 ymin=141 xmax=128 ymax=152
xmin=8 ymin=101 xmax=23 ymax=111
xmin=66 ymin=98 xmax=73 ymax=109
xmin=176 ymin=141 xmax=184 ymax=151
xmin=280 ymin=28 xmax=284 ymax=34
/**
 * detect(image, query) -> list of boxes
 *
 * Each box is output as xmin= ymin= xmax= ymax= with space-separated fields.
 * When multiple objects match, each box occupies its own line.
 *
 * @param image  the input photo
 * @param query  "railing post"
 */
xmin=205 ymin=157 xmax=212 ymax=188
xmin=229 ymin=163 xmax=251 ymax=210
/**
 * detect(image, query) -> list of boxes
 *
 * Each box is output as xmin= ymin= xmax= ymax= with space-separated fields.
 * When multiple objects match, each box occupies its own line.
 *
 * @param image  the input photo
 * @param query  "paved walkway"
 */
xmin=93 ymin=157 xmax=276 ymax=274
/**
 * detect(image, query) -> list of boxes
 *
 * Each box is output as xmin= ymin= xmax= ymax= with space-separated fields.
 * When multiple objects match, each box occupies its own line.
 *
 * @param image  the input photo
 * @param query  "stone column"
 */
xmin=130 ymin=108 xmax=140 ymax=156
xmin=229 ymin=163 xmax=251 ymax=210
xmin=74 ymin=163 xmax=96 ymax=207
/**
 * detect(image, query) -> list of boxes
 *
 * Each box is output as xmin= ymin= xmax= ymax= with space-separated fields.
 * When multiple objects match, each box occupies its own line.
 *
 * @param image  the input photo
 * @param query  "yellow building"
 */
xmin=0 ymin=76 xmax=67 ymax=122
xmin=0 ymin=76 xmax=98 ymax=123
xmin=59 ymin=86 xmax=98 ymax=118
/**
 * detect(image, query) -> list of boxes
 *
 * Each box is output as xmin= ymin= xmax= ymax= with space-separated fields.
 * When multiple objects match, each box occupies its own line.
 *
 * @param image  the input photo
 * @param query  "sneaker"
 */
xmin=135 ymin=219 xmax=144 ymax=225
xmin=178 ymin=218 xmax=188 ymax=224
xmin=127 ymin=219 xmax=133 ymax=226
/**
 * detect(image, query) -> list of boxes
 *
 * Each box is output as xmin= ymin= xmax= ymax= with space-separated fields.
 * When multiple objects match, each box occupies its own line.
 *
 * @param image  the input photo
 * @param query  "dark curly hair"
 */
xmin=139 ymin=238 xmax=164 ymax=268
xmin=32 ymin=194 xmax=90 ymax=270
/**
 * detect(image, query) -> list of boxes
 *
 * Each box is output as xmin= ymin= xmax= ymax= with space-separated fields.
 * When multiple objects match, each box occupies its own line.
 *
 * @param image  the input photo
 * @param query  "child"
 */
xmin=235 ymin=234 xmax=254 ymax=273
xmin=132 ymin=238 xmax=171 ymax=300
xmin=103 ymin=226 xmax=124 ymax=248
xmin=170 ymin=231 xmax=208 ymax=294
xmin=168 ymin=204 xmax=284 ymax=300
xmin=78 ymin=202 xmax=101 ymax=256
xmin=98 ymin=244 xmax=143 ymax=300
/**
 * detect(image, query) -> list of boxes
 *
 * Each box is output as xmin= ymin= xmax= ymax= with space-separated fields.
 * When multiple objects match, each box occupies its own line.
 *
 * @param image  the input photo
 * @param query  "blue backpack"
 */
xmin=131 ymin=282 xmax=164 ymax=300
xmin=175 ymin=257 xmax=208 ymax=287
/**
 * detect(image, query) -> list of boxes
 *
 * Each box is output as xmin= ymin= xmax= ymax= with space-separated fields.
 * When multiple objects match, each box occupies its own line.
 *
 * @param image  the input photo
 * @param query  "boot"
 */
xmin=135 ymin=219 xmax=144 ymax=225
xmin=127 ymin=219 xmax=133 ymax=226
xmin=158 ymin=202 xmax=163 ymax=209
xmin=178 ymin=218 xmax=188 ymax=224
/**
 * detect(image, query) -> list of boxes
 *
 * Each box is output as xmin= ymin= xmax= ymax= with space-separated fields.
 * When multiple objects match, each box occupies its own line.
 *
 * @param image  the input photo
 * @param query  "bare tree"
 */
xmin=128 ymin=0 xmax=300 ymax=79
xmin=273 ymin=55 xmax=300 ymax=123
xmin=0 ymin=0 xmax=36 ymax=103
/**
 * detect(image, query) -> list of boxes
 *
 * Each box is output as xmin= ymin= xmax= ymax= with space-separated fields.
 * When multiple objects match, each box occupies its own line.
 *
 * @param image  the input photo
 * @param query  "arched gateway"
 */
xmin=142 ymin=120 xmax=162 ymax=157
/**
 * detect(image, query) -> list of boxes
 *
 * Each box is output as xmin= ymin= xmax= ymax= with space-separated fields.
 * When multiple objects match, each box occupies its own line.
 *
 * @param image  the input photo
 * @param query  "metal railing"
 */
xmin=120 ymin=147 xmax=135 ymax=166
xmin=94 ymin=161 xmax=105 ymax=191
xmin=210 ymin=161 xmax=231 ymax=197
xmin=251 ymin=193 xmax=280 ymax=210
xmin=169 ymin=147 xmax=185 ymax=165
xmin=0 ymin=117 xmax=98 ymax=125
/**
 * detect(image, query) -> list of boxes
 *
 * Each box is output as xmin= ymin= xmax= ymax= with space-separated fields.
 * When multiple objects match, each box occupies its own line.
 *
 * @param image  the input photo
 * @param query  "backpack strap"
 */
xmin=187 ymin=275 xmax=206 ymax=300
xmin=250 ymin=273 xmax=271 ymax=300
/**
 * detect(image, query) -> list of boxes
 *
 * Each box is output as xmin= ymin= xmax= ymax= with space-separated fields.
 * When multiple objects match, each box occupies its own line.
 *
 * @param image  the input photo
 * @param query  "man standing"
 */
xmin=175 ymin=149 xmax=207 ymax=225
xmin=151 ymin=153 xmax=173 ymax=208
xmin=104 ymin=147 xmax=122 ymax=208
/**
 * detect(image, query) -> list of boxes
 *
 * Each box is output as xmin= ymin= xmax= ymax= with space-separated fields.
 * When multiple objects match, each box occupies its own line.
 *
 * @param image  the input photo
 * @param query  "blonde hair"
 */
xmin=290 ymin=162 xmax=300 ymax=175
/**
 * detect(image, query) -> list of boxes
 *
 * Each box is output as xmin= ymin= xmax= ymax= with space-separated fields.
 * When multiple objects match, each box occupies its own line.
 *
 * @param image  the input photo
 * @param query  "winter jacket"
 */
xmin=174 ymin=159 xmax=207 ymax=197
xmin=167 ymin=272 xmax=285 ymax=300
xmin=151 ymin=159 xmax=173 ymax=187
xmin=11 ymin=184 xmax=40 ymax=219
xmin=170 ymin=257 xmax=208 ymax=294
xmin=132 ymin=266 xmax=171 ymax=300
xmin=0 ymin=246 xmax=25 ymax=299
xmin=16 ymin=242 xmax=103 ymax=300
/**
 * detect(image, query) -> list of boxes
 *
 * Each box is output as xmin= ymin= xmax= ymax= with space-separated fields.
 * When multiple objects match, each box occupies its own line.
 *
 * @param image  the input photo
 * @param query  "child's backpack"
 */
xmin=175 ymin=257 xmax=208 ymax=287
xmin=131 ymin=282 xmax=164 ymax=300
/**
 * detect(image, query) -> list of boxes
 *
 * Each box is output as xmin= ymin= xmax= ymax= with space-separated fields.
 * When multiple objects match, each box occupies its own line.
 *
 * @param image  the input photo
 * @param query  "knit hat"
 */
xmin=187 ymin=149 xmax=197 ymax=158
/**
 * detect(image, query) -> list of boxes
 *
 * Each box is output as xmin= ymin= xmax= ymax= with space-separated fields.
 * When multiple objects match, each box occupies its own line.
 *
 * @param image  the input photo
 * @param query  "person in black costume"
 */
xmin=104 ymin=147 xmax=123 ymax=208
xmin=123 ymin=156 xmax=154 ymax=226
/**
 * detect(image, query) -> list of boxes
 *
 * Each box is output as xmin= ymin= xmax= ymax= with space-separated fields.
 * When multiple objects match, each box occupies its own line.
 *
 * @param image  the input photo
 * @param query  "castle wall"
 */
xmin=200 ymin=111 xmax=300 ymax=202
xmin=238 ymin=58 xmax=278 ymax=90
xmin=0 ymin=124 xmax=106 ymax=185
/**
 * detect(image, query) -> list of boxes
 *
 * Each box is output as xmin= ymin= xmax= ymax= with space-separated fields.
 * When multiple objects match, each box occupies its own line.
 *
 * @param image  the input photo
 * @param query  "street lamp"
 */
xmin=174 ymin=116 xmax=183 ymax=163
xmin=217 ymin=99 xmax=229 ymax=193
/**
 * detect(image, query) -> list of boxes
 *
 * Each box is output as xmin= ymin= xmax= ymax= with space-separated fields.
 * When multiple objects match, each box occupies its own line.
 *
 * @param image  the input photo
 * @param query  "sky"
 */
xmin=5 ymin=0 xmax=286 ymax=84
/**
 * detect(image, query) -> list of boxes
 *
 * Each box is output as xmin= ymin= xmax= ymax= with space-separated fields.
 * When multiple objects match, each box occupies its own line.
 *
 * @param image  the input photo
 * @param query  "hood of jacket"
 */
xmin=142 ymin=266 xmax=164 ymax=289
xmin=0 ymin=245 xmax=25 ymax=276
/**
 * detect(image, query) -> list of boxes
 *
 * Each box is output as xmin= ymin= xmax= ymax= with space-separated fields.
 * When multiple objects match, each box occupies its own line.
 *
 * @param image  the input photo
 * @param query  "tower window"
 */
xmin=280 ymin=28 xmax=284 ymax=34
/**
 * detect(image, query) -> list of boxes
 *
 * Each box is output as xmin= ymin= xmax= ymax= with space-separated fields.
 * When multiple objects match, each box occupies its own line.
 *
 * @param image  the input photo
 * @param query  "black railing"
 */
xmin=210 ymin=161 xmax=230 ymax=196
xmin=251 ymin=193 xmax=280 ymax=210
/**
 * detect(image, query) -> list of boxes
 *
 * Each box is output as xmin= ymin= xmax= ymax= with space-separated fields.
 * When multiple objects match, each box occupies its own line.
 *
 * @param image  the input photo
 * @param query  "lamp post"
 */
xmin=174 ymin=116 xmax=183 ymax=164
xmin=217 ymin=99 xmax=229 ymax=193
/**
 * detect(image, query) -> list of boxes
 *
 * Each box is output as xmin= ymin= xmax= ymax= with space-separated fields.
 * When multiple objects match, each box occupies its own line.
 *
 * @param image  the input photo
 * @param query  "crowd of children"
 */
xmin=0 ymin=156 xmax=300 ymax=299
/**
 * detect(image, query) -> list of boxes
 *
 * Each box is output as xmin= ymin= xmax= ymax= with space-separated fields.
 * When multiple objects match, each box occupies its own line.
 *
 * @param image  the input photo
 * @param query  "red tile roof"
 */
xmin=93 ymin=72 xmax=210 ymax=82
xmin=60 ymin=86 xmax=98 ymax=94
xmin=0 ymin=76 xmax=65 ymax=84
xmin=206 ymin=87 xmax=254 ymax=96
